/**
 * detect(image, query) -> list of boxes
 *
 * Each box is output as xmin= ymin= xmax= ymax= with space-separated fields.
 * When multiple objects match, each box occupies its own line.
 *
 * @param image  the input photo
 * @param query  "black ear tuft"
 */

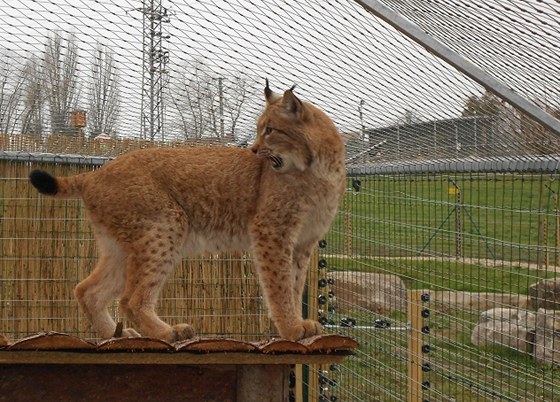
xmin=282 ymin=88 xmax=303 ymax=116
xmin=29 ymin=170 xmax=58 ymax=195
xmin=265 ymin=78 xmax=273 ymax=101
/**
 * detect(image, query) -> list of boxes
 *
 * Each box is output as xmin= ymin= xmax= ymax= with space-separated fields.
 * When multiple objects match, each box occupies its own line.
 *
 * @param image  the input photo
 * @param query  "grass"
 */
xmin=328 ymin=256 xmax=556 ymax=294
xmin=317 ymin=172 xmax=560 ymax=401
xmin=330 ymin=173 xmax=560 ymax=264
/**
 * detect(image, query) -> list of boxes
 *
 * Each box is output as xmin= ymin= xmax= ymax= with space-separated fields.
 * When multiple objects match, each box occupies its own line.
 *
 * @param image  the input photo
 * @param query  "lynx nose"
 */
xmin=251 ymin=144 xmax=259 ymax=153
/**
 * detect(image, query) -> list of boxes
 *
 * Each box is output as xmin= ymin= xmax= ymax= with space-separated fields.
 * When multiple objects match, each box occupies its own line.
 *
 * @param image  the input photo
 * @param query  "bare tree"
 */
xmin=169 ymin=60 xmax=253 ymax=142
xmin=43 ymin=33 xmax=80 ymax=135
xmin=0 ymin=54 xmax=25 ymax=135
xmin=88 ymin=43 xmax=120 ymax=138
xmin=169 ymin=60 xmax=215 ymax=139
xmin=21 ymin=55 xmax=44 ymax=136
xmin=224 ymin=75 xmax=249 ymax=141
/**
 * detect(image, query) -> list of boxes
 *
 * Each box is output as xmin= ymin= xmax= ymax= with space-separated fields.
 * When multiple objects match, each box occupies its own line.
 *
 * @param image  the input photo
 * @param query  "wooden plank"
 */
xmin=97 ymin=337 xmax=173 ymax=352
xmin=0 ymin=351 xmax=345 ymax=366
xmin=300 ymin=334 xmax=359 ymax=353
xmin=254 ymin=339 xmax=310 ymax=354
xmin=176 ymin=337 xmax=258 ymax=353
xmin=0 ymin=364 xmax=237 ymax=402
xmin=8 ymin=332 xmax=95 ymax=351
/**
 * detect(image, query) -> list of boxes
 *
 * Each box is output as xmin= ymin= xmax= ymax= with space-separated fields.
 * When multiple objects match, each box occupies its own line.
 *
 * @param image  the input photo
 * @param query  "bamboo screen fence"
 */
xmin=1 ymin=153 xmax=280 ymax=341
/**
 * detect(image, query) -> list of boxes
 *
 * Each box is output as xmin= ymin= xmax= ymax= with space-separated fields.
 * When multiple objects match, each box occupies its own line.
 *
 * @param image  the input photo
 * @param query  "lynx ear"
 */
xmin=282 ymin=86 xmax=304 ymax=117
xmin=264 ymin=79 xmax=281 ymax=103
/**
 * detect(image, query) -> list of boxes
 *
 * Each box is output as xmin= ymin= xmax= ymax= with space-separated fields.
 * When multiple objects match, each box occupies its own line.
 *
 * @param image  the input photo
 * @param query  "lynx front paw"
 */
xmin=168 ymin=324 xmax=195 ymax=342
xmin=280 ymin=319 xmax=322 ymax=341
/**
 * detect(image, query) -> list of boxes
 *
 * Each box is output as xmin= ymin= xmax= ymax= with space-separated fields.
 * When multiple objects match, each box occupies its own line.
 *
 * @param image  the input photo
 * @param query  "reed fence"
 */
xmin=0 ymin=151 xmax=293 ymax=341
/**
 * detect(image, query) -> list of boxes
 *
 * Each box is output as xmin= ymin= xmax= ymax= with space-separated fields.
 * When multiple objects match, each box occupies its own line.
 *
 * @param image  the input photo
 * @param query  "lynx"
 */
xmin=29 ymin=82 xmax=346 ymax=342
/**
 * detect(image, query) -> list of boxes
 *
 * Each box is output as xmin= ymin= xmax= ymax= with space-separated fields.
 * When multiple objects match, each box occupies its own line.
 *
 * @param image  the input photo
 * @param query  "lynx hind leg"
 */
xmin=252 ymin=234 xmax=321 ymax=341
xmin=74 ymin=237 xmax=128 ymax=339
xmin=120 ymin=227 xmax=194 ymax=343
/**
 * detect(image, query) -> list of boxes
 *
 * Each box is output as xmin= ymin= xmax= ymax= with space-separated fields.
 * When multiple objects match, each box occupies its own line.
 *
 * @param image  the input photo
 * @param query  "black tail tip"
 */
xmin=29 ymin=170 xmax=58 ymax=195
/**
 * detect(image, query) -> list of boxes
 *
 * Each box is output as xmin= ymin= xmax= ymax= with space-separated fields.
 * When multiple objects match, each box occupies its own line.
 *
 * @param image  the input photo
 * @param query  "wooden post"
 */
xmin=237 ymin=365 xmax=290 ymax=402
xmin=537 ymin=182 xmax=545 ymax=269
xmin=308 ymin=248 xmax=320 ymax=324
xmin=544 ymin=217 xmax=549 ymax=269
xmin=295 ymin=364 xmax=303 ymax=402
xmin=307 ymin=248 xmax=320 ymax=401
xmin=343 ymin=195 xmax=353 ymax=256
xmin=454 ymin=185 xmax=463 ymax=259
xmin=554 ymin=194 xmax=559 ymax=267
xmin=407 ymin=291 xmax=423 ymax=402
xmin=296 ymin=247 xmax=321 ymax=402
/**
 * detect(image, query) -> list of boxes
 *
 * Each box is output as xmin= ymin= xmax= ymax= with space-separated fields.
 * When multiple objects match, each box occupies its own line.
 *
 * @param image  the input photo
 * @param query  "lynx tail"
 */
xmin=29 ymin=169 xmax=85 ymax=199
xmin=29 ymin=170 xmax=58 ymax=195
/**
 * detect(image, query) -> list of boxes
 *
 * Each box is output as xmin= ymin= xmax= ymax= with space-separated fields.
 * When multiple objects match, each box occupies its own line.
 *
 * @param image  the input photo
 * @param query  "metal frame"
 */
xmin=348 ymin=155 xmax=560 ymax=175
xmin=355 ymin=0 xmax=560 ymax=135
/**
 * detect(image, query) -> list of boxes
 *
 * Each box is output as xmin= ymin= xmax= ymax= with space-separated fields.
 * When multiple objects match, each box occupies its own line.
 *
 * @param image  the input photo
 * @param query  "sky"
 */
xmin=0 ymin=0 xmax=557 ymax=142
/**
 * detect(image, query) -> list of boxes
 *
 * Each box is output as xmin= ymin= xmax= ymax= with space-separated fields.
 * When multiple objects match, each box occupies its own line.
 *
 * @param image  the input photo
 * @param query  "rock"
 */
xmin=534 ymin=309 xmax=560 ymax=365
xmin=329 ymin=272 xmax=407 ymax=313
xmin=471 ymin=308 xmax=536 ymax=353
xmin=426 ymin=291 xmax=528 ymax=312
xmin=528 ymin=279 xmax=560 ymax=310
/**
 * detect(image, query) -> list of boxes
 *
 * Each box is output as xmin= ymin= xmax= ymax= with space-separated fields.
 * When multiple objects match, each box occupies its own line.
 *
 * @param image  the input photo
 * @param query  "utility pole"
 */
xmin=359 ymin=99 xmax=365 ymax=141
xmin=139 ymin=0 xmax=171 ymax=141
xmin=218 ymin=77 xmax=224 ymax=139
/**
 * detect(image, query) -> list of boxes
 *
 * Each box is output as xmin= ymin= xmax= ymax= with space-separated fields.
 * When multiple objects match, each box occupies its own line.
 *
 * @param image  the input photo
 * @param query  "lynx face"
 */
xmin=29 ymin=81 xmax=346 ymax=343
xmin=252 ymin=87 xmax=313 ymax=173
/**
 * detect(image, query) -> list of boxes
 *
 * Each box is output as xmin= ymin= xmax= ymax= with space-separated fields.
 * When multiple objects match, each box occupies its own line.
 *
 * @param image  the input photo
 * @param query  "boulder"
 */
xmin=471 ymin=308 xmax=536 ymax=353
xmin=329 ymin=272 xmax=407 ymax=313
xmin=529 ymin=278 xmax=560 ymax=310
xmin=534 ymin=309 xmax=560 ymax=365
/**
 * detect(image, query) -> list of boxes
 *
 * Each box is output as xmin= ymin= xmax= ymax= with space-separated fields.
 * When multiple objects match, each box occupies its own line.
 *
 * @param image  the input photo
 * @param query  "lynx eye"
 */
xmin=264 ymin=126 xmax=273 ymax=136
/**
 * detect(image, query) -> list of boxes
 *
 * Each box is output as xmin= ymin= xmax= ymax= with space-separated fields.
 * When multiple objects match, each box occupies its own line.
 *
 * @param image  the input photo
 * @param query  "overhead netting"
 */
xmin=1 ymin=1 xmax=560 ymax=401
xmin=1 ymin=0 xmax=557 ymax=162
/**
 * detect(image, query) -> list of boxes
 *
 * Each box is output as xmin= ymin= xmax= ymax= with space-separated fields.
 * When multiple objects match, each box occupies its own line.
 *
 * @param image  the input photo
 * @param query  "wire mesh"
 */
xmin=0 ymin=0 xmax=559 ymax=401
xmin=323 ymin=172 xmax=560 ymax=400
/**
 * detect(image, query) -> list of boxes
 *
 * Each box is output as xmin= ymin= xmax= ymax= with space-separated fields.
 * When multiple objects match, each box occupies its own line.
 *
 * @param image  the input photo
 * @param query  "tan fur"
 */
xmin=30 ymin=84 xmax=346 ymax=342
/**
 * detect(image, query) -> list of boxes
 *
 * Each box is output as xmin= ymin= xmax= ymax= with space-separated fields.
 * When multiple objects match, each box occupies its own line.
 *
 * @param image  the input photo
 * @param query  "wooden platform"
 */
xmin=0 ymin=333 xmax=358 ymax=402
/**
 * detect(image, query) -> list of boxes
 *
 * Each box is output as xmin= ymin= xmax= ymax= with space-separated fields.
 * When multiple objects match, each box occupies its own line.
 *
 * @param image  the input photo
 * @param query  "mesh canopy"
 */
xmin=2 ymin=0 xmax=557 ymax=165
